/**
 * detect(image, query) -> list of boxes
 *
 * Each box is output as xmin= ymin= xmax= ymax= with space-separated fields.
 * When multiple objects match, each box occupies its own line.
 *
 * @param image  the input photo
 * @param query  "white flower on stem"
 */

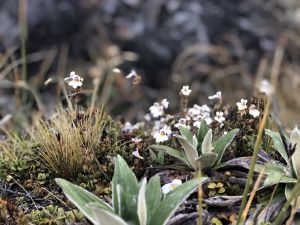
xmin=214 ymin=111 xmax=225 ymax=124
xmin=175 ymin=118 xmax=189 ymax=129
xmin=208 ymin=91 xmax=222 ymax=100
xmin=153 ymin=125 xmax=171 ymax=143
xmin=258 ymin=79 xmax=274 ymax=96
xmin=126 ymin=69 xmax=137 ymax=79
xmin=180 ymin=85 xmax=192 ymax=96
xmin=193 ymin=115 xmax=204 ymax=128
xmin=161 ymin=179 xmax=182 ymax=194
xmin=149 ymin=102 xmax=164 ymax=118
xmin=249 ymin=105 xmax=260 ymax=118
xmin=161 ymin=99 xmax=169 ymax=109
xmin=64 ymin=71 xmax=83 ymax=89
xmin=132 ymin=148 xmax=144 ymax=159
xmin=236 ymin=99 xmax=248 ymax=111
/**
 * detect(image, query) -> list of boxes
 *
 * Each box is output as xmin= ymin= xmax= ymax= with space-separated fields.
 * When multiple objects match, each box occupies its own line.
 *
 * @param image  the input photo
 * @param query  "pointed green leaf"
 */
xmin=201 ymin=129 xmax=214 ymax=154
xmin=175 ymin=135 xmax=199 ymax=170
xmin=179 ymin=126 xmax=193 ymax=145
xmin=87 ymin=204 xmax=128 ymax=225
xmin=262 ymin=164 xmax=297 ymax=187
xmin=149 ymin=177 xmax=208 ymax=225
xmin=195 ymin=153 xmax=217 ymax=170
xmin=213 ymin=129 xmax=239 ymax=165
xmin=291 ymin=126 xmax=300 ymax=179
xmin=112 ymin=155 xmax=139 ymax=223
xmin=197 ymin=121 xmax=209 ymax=151
xmin=265 ymin=129 xmax=289 ymax=165
xmin=137 ymin=179 xmax=147 ymax=225
xmin=149 ymin=145 xmax=190 ymax=166
xmin=146 ymin=176 xmax=161 ymax=221
xmin=55 ymin=178 xmax=113 ymax=225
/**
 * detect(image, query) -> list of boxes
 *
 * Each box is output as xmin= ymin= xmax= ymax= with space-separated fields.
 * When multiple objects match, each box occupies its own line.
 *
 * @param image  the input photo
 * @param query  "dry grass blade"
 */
xmin=242 ymin=167 xmax=265 ymax=221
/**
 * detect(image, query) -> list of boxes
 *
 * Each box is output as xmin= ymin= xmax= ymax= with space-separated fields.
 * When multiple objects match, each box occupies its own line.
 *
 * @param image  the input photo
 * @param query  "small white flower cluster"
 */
xmin=187 ymin=104 xmax=212 ymax=127
xmin=64 ymin=71 xmax=83 ymax=89
xmin=153 ymin=124 xmax=172 ymax=143
xmin=122 ymin=121 xmax=144 ymax=133
xmin=149 ymin=99 xmax=169 ymax=118
xmin=236 ymin=99 xmax=260 ymax=118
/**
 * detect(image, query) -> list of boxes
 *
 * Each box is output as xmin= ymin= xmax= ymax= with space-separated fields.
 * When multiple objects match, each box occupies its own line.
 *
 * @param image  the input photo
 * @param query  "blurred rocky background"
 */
xmin=1 ymin=0 xmax=300 ymax=126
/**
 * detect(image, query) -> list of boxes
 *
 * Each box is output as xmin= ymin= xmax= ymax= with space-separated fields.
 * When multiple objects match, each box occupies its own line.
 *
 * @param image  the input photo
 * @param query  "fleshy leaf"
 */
xmin=55 ymin=178 xmax=113 ymax=225
xmin=213 ymin=128 xmax=239 ymax=165
xmin=201 ymin=129 xmax=214 ymax=154
xmin=112 ymin=155 xmax=139 ymax=223
xmin=175 ymin=135 xmax=198 ymax=170
xmin=149 ymin=177 xmax=209 ymax=225
xmin=87 ymin=204 xmax=128 ymax=225
xmin=265 ymin=129 xmax=289 ymax=165
xmin=195 ymin=153 xmax=218 ymax=170
xmin=197 ymin=120 xmax=209 ymax=152
xmin=146 ymin=175 xmax=161 ymax=221
xmin=137 ymin=179 xmax=147 ymax=225
xmin=149 ymin=145 xmax=190 ymax=166
xmin=179 ymin=126 xmax=193 ymax=145
xmin=291 ymin=126 xmax=300 ymax=179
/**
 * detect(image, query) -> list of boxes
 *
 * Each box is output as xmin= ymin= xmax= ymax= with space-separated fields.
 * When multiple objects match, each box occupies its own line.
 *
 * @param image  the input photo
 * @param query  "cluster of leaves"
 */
xmin=151 ymin=122 xmax=239 ymax=171
xmin=56 ymin=155 xmax=208 ymax=225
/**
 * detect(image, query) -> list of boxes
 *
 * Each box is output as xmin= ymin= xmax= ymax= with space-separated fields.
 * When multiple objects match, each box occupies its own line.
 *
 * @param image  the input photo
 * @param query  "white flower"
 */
xmin=161 ymin=99 xmax=169 ymax=109
xmin=64 ymin=71 xmax=83 ymax=89
xmin=131 ymin=138 xmax=142 ymax=143
xmin=258 ymin=80 xmax=274 ymax=96
xmin=180 ymin=85 xmax=192 ymax=96
xmin=208 ymin=91 xmax=222 ymax=100
xmin=153 ymin=125 xmax=171 ymax=143
xmin=161 ymin=179 xmax=182 ymax=194
xmin=149 ymin=102 xmax=164 ymax=118
xmin=126 ymin=69 xmax=137 ymax=78
xmin=214 ymin=111 xmax=225 ymax=123
xmin=236 ymin=99 xmax=248 ymax=111
xmin=132 ymin=148 xmax=144 ymax=159
xmin=122 ymin=122 xmax=134 ymax=133
xmin=144 ymin=114 xmax=151 ymax=121
xmin=187 ymin=104 xmax=210 ymax=118
xmin=249 ymin=105 xmax=260 ymax=118
xmin=112 ymin=68 xmax=121 ymax=73
xmin=174 ymin=118 xmax=189 ymax=129
xmin=205 ymin=117 xmax=213 ymax=125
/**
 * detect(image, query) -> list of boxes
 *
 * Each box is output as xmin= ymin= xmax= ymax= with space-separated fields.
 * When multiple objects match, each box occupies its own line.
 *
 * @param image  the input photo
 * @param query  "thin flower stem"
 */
xmin=236 ymin=97 xmax=271 ymax=224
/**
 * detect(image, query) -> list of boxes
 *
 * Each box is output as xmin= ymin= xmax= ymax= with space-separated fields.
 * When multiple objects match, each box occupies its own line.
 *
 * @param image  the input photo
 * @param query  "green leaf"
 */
xmin=112 ymin=155 xmax=139 ymax=223
xmin=291 ymin=126 xmax=300 ymax=179
xmin=262 ymin=164 xmax=297 ymax=187
xmin=175 ymin=135 xmax=199 ymax=170
xmin=87 ymin=204 xmax=128 ymax=225
xmin=195 ymin=153 xmax=218 ymax=170
xmin=137 ymin=179 xmax=147 ymax=225
xmin=265 ymin=129 xmax=289 ymax=165
xmin=197 ymin=121 xmax=209 ymax=151
xmin=213 ymin=129 xmax=239 ymax=165
xmin=146 ymin=176 xmax=161 ymax=221
xmin=149 ymin=177 xmax=208 ymax=225
xmin=149 ymin=145 xmax=190 ymax=166
xmin=55 ymin=178 xmax=113 ymax=225
xmin=201 ymin=129 xmax=214 ymax=154
xmin=179 ymin=126 xmax=193 ymax=145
